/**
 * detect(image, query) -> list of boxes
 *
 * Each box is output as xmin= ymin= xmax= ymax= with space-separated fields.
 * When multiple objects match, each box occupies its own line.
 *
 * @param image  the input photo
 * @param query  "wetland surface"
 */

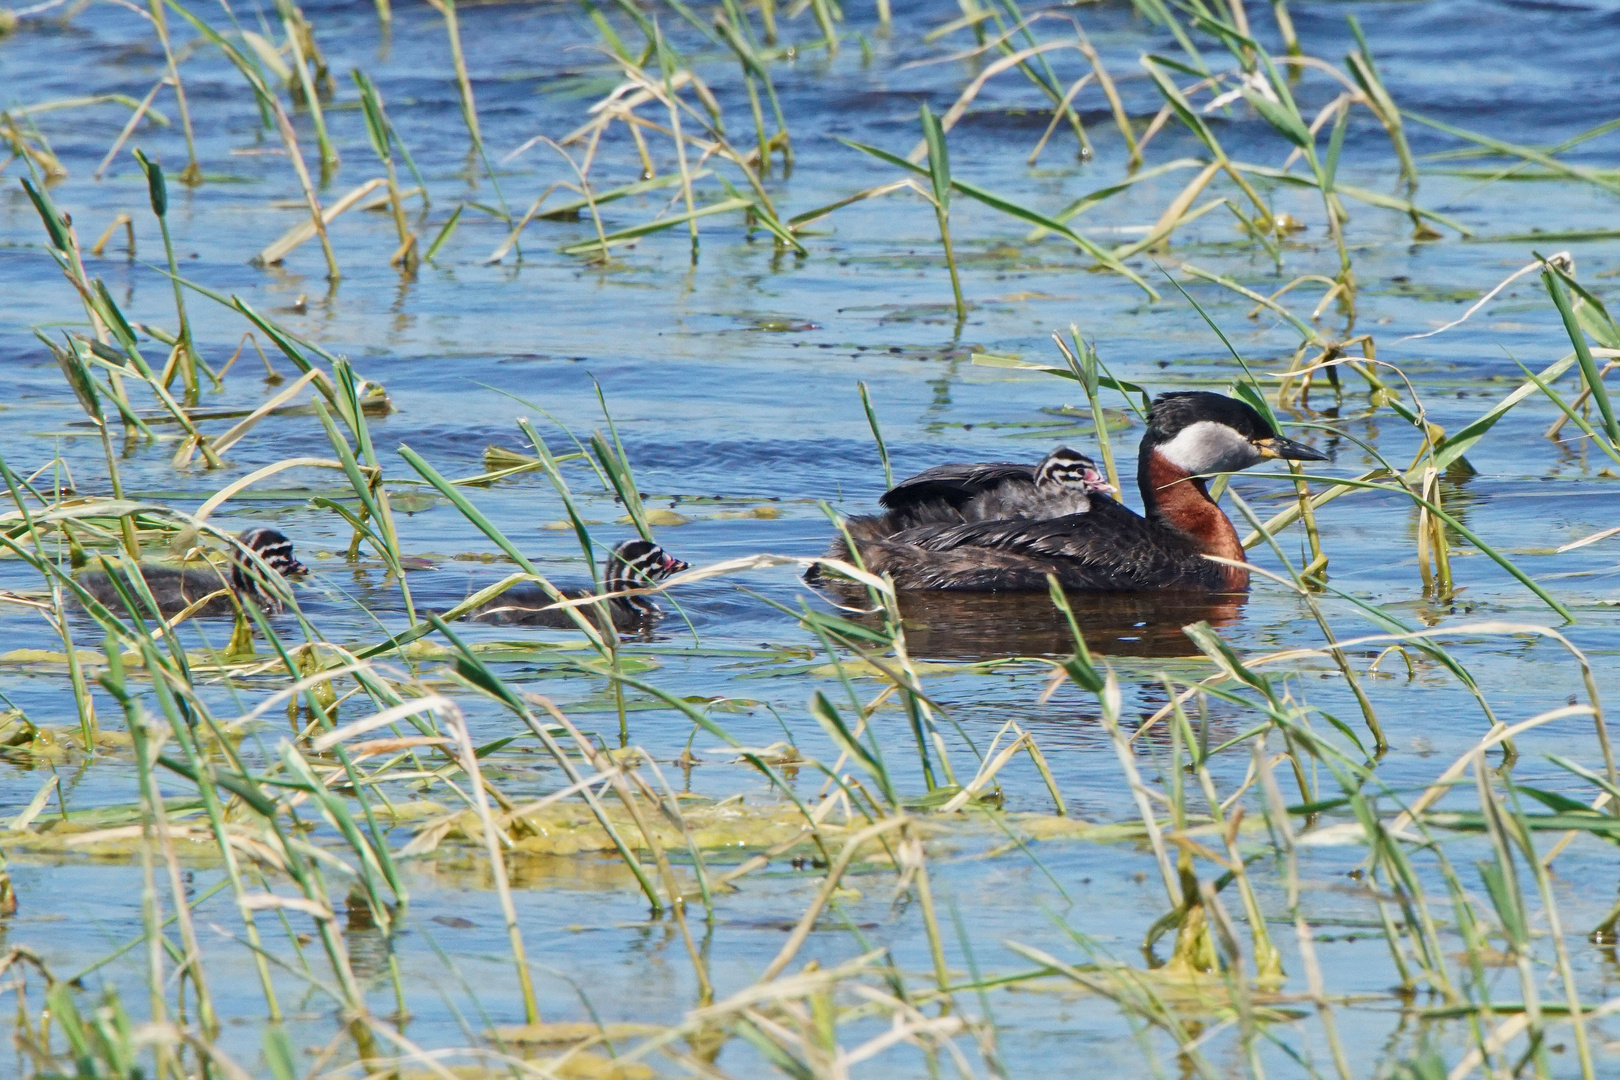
xmin=3 ymin=0 xmax=1620 ymax=1076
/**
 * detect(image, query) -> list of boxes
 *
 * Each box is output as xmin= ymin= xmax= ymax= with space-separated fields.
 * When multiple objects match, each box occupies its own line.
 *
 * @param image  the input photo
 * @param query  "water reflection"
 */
xmin=343 ymin=893 xmax=396 ymax=986
xmin=820 ymin=586 xmax=1244 ymax=661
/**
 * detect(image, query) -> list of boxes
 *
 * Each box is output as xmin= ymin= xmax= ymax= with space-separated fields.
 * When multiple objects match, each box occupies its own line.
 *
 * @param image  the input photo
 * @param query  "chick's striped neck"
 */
xmin=605 ymin=551 xmax=660 ymax=614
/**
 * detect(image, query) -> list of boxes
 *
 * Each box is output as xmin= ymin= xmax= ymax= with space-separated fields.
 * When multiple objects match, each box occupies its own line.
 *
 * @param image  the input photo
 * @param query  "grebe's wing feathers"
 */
xmin=878 ymin=462 xmax=1035 ymax=513
xmin=912 ymin=499 xmax=1145 ymax=555
xmin=908 ymin=499 xmax=1204 ymax=590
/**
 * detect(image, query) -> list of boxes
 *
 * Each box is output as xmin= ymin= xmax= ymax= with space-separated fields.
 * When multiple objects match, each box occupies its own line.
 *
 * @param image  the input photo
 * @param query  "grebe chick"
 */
xmin=76 ymin=527 xmax=307 ymax=617
xmin=825 ymin=392 xmax=1325 ymax=592
xmin=876 ymin=446 xmax=1115 ymax=528
xmin=464 ymin=539 xmax=688 ymax=629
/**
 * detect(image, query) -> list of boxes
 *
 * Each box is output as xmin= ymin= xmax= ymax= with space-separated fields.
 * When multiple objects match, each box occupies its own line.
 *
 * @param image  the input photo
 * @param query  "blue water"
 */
xmin=3 ymin=0 xmax=1620 ymax=1075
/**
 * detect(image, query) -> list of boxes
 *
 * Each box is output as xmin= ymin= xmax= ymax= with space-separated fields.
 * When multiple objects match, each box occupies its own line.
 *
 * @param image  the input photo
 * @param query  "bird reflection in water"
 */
xmin=819 ymin=585 xmax=1245 ymax=662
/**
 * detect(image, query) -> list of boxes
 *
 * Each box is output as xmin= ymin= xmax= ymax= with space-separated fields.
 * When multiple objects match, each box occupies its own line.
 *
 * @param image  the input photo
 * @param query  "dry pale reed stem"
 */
xmin=761 ymin=816 xmax=910 ymax=982
xmin=1257 ymin=738 xmax=1354 ymax=1080
xmin=545 ymin=705 xmax=714 ymax=1003
xmin=1098 ymin=670 xmax=1182 ymax=907
xmin=258 ymin=178 xmax=385 ymax=265
xmin=448 ymin=706 xmax=539 ymax=1024
xmin=145 ymin=0 xmax=199 ymax=181
xmin=95 ymin=77 xmax=166 ymax=179
xmin=423 ymin=0 xmax=482 ymax=148
xmin=265 ymin=95 xmax=340 ymax=278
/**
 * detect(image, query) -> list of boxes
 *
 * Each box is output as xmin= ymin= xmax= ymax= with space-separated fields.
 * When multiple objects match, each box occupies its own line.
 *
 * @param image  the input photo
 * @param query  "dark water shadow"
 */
xmin=820 ymin=586 xmax=1245 ymax=661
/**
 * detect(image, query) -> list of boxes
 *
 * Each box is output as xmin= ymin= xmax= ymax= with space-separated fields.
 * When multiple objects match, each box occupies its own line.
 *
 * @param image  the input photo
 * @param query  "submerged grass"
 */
xmin=3 ymin=2 xmax=1620 ymax=1079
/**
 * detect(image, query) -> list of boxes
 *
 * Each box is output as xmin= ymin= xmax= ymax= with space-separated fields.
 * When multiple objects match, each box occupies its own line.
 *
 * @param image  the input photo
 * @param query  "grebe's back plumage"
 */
xmin=825 ymin=393 xmax=1325 ymax=593
xmin=465 ymin=539 xmax=688 ymax=629
xmin=877 ymin=446 xmax=1113 ymax=527
xmin=76 ymin=527 xmax=307 ymax=617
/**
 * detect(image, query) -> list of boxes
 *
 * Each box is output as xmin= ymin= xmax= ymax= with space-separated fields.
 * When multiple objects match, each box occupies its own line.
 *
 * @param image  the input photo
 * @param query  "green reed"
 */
xmin=856 ymin=381 xmax=893 ymax=489
xmin=352 ymin=69 xmax=420 ymax=269
xmin=132 ymin=151 xmax=207 ymax=397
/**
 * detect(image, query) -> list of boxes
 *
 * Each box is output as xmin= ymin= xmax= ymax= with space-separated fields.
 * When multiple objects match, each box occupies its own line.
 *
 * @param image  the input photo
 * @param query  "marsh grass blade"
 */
xmin=1052 ymin=329 xmax=1120 ymax=494
xmin=353 ymin=69 xmax=418 ymax=267
xmin=132 ymin=150 xmax=209 ymax=394
xmin=1544 ymin=265 xmax=1620 ymax=445
xmin=164 ymin=0 xmax=340 ymax=278
xmin=919 ymin=104 xmax=965 ymax=322
xmin=856 ymin=381 xmax=893 ymax=488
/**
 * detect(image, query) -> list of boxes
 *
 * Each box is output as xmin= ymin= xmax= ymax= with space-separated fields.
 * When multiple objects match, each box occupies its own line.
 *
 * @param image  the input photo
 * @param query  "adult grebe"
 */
xmin=825 ymin=392 xmax=1325 ymax=592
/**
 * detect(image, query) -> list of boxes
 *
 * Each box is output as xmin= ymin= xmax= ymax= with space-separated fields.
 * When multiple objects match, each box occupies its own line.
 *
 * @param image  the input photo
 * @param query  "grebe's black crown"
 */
xmin=1145 ymin=392 xmax=1278 ymax=445
xmin=1141 ymin=391 xmax=1326 ymax=469
xmin=229 ymin=527 xmax=306 ymax=611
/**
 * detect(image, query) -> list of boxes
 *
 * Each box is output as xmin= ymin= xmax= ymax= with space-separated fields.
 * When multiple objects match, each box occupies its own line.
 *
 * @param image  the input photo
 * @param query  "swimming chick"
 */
xmin=463 ymin=539 xmax=688 ymax=629
xmin=76 ymin=527 xmax=307 ymax=617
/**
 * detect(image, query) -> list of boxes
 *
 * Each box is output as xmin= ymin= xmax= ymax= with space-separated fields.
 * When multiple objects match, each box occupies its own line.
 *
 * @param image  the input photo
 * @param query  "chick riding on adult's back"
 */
xmin=824 ymin=392 xmax=1325 ymax=592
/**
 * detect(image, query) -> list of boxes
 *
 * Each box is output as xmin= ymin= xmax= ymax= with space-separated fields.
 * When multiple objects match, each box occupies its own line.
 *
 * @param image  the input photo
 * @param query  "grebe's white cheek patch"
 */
xmin=1157 ymin=421 xmax=1263 ymax=475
